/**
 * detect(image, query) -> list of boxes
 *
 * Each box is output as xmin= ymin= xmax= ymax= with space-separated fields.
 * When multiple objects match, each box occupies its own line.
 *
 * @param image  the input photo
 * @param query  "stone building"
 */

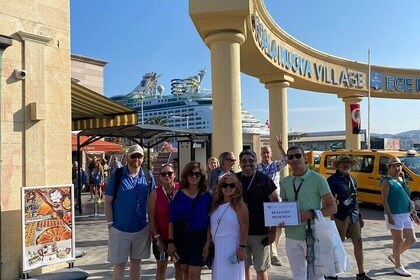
xmin=0 ymin=2 xmax=71 ymax=279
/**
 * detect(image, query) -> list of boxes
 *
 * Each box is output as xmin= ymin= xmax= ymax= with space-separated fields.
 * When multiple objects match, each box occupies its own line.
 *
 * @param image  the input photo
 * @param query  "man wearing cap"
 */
xmin=280 ymin=146 xmax=337 ymax=280
xmin=237 ymin=149 xmax=278 ymax=280
xmin=105 ymin=144 xmax=156 ymax=279
xmin=257 ymin=135 xmax=287 ymax=266
xmin=326 ymin=154 xmax=372 ymax=280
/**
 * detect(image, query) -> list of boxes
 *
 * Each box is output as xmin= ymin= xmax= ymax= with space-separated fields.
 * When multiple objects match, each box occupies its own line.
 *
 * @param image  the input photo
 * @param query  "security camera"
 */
xmin=14 ymin=69 xmax=27 ymax=80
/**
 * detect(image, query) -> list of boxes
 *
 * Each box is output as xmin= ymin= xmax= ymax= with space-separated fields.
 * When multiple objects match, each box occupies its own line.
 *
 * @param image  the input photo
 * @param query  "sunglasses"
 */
xmin=187 ymin=171 xmax=202 ymax=178
xmin=221 ymin=183 xmax=236 ymax=189
xmin=287 ymin=154 xmax=303 ymax=160
xmin=160 ymin=171 xmax=174 ymax=177
xmin=130 ymin=154 xmax=143 ymax=159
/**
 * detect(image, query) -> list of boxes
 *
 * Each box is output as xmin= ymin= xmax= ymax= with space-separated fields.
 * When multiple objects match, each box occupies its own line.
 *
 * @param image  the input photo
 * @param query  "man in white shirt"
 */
xmin=257 ymin=135 xmax=287 ymax=266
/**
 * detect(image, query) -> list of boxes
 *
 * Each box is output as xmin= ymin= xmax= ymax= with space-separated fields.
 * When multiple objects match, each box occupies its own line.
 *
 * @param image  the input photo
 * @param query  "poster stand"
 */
xmin=21 ymin=184 xmax=76 ymax=274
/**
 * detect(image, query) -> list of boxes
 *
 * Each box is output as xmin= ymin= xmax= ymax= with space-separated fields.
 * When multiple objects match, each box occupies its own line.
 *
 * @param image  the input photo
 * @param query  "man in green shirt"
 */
xmin=280 ymin=146 xmax=337 ymax=280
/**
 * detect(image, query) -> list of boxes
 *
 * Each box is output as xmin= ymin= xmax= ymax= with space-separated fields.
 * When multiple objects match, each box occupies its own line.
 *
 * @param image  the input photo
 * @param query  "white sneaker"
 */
xmin=394 ymin=266 xmax=412 ymax=277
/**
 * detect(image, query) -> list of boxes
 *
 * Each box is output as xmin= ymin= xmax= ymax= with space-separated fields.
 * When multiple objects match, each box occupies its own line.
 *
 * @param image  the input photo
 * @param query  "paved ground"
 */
xmin=73 ymin=193 xmax=420 ymax=279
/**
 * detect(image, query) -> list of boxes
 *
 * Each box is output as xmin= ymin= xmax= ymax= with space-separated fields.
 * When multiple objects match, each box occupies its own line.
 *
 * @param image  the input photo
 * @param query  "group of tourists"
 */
xmin=103 ymin=142 xmax=419 ymax=280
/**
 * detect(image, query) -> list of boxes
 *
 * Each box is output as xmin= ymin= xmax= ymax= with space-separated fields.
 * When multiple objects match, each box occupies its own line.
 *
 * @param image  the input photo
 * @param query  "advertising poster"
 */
xmin=350 ymin=103 xmax=361 ymax=134
xmin=21 ymin=185 xmax=75 ymax=272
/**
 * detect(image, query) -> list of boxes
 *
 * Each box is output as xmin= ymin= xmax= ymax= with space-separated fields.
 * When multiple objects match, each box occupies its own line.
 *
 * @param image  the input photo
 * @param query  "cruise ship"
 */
xmin=110 ymin=70 xmax=269 ymax=135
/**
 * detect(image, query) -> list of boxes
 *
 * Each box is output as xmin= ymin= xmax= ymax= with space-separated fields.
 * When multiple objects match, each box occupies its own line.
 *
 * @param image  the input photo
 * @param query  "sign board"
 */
xmin=263 ymin=201 xmax=301 ymax=227
xmin=21 ymin=184 xmax=75 ymax=272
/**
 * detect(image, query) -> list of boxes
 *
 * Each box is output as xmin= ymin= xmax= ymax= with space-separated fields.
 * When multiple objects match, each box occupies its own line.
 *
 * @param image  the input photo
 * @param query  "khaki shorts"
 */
xmin=108 ymin=225 xmax=151 ymax=264
xmin=334 ymin=216 xmax=361 ymax=241
xmin=245 ymin=235 xmax=271 ymax=271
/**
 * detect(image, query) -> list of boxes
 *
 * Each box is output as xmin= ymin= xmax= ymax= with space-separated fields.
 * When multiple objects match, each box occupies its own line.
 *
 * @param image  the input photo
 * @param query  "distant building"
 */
xmin=283 ymin=130 xmax=404 ymax=151
xmin=287 ymin=130 xmax=367 ymax=151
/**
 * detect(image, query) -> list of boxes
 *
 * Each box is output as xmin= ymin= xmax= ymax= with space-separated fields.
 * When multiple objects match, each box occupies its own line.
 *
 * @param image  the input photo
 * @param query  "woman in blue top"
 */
xmin=381 ymin=157 xmax=420 ymax=277
xmin=167 ymin=161 xmax=212 ymax=280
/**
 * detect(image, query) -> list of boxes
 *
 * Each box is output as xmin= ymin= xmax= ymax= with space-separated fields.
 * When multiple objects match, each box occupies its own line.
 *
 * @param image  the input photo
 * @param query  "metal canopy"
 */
xmin=77 ymin=124 xmax=209 ymax=148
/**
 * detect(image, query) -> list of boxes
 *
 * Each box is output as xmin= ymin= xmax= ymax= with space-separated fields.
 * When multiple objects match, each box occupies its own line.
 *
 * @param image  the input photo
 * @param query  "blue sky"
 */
xmin=71 ymin=0 xmax=420 ymax=134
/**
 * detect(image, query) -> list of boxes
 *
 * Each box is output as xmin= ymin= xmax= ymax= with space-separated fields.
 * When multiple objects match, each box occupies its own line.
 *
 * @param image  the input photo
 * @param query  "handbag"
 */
xmin=206 ymin=203 xmax=230 ymax=269
xmin=313 ymin=210 xmax=352 ymax=276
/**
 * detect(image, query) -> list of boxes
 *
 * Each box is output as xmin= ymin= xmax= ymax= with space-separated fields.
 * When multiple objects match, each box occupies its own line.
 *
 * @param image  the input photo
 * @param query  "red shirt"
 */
xmin=155 ymin=183 xmax=178 ymax=240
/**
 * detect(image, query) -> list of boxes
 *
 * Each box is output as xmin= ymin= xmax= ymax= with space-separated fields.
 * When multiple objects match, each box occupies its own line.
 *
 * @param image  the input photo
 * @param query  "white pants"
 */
xmin=285 ymin=238 xmax=324 ymax=280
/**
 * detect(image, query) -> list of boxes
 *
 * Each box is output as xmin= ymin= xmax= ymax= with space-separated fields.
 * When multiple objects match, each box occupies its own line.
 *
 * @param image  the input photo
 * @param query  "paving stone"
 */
xmin=74 ymin=195 xmax=420 ymax=279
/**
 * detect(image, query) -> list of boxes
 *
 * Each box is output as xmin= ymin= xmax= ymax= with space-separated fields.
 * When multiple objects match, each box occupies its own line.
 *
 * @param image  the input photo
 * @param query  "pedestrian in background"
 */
xmin=381 ymin=157 xmax=419 ymax=277
xmin=167 ymin=161 xmax=212 ymax=280
xmin=208 ymin=151 xmax=236 ymax=191
xmin=206 ymin=156 xmax=219 ymax=177
xmin=148 ymin=164 xmax=181 ymax=280
xmin=210 ymin=173 xmax=248 ymax=280
xmin=327 ymin=154 xmax=372 ymax=280
xmin=92 ymin=159 xmax=104 ymax=203
xmin=104 ymin=144 xmax=156 ymax=280
xmin=109 ymin=156 xmax=123 ymax=175
xmin=257 ymin=135 xmax=287 ymax=266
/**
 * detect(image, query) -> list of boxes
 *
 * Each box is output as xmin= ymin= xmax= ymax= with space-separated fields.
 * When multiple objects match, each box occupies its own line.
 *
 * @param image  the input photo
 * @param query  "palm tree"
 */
xmin=145 ymin=116 xmax=168 ymax=126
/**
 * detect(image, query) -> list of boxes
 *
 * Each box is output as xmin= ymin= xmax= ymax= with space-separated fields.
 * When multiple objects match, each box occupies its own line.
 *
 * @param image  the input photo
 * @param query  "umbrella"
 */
xmin=305 ymin=221 xmax=315 ymax=280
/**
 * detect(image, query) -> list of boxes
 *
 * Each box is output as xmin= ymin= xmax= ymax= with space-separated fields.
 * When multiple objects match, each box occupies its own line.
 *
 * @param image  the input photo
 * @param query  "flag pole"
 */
xmin=367 ymin=49 xmax=371 ymax=149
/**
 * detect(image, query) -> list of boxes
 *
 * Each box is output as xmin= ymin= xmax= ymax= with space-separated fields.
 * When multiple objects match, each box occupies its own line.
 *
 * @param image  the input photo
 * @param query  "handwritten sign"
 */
xmin=263 ymin=201 xmax=301 ymax=226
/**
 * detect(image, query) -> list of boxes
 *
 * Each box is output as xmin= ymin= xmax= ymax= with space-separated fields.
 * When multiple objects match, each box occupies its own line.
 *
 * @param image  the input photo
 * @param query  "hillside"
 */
xmin=372 ymin=130 xmax=420 ymax=150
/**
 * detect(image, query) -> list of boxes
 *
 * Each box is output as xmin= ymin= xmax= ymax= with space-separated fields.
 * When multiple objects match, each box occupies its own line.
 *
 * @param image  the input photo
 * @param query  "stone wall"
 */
xmin=0 ymin=1 xmax=71 ymax=279
xmin=71 ymin=54 xmax=107 ymax=95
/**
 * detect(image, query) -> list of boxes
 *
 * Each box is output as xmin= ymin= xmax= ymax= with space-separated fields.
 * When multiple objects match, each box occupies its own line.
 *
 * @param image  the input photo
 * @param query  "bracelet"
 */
xmin=154 ymin=234 xmax=161 ymax=240
xmin=167 ymin=239 xmax=174 ymax=244
xmin=204 ymin=242 xmax=211 ymax=246
xmin=239 ymin=244 xmax=246 ymax=248
xmin=107 ymin=221 xmax=113 ymax=225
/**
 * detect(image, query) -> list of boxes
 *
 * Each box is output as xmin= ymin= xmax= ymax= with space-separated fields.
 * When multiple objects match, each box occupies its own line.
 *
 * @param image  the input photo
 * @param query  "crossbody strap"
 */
xmin=213 ymin=203 xmax=230 ymax=238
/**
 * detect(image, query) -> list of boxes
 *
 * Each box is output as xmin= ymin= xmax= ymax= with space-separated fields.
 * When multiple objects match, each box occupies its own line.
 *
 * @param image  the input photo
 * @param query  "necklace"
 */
xmin=162 ymin=185 xmax=174 ymax=202
xmin=242 ymin=171 xmax=257 ymax=191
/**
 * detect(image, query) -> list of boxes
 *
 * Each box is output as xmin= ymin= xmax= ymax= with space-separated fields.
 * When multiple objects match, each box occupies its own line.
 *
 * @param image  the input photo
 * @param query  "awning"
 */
xmin=71 ymin=82 xmax=138 ymax=130
xmin=72 ymin=135 xmax=122 ymax=152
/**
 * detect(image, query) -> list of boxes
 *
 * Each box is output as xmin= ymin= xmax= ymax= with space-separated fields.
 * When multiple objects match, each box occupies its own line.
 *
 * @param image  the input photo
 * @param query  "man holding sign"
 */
xmin=280 ymin=146 xmax=337 ymax=280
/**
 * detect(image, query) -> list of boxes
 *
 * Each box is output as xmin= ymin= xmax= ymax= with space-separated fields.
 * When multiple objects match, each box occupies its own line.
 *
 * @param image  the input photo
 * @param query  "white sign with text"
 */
xmin=264 ymin=201 xmax=301 ymax=226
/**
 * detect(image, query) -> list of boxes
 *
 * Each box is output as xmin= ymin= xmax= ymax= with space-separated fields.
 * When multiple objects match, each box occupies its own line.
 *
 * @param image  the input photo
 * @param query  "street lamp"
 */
xmin=140 ymin=95 xmax=145 ymax=125
xmin=170 ymin=113 xmax=189 ymax=129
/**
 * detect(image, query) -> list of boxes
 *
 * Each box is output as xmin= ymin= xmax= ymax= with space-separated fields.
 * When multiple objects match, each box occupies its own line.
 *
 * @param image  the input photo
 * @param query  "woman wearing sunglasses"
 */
xmin=167 ymin=161 xmax=212 ymax=280
xmin=210 ymin=173 xmax=249 ymax=280
xmin=148 ymin=164 xmax=181 ymax=280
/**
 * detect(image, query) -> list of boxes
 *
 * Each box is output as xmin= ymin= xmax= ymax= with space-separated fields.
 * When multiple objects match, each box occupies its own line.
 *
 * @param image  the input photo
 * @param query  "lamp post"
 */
xmin=140 ymin=95 xmax=144 ymax=124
